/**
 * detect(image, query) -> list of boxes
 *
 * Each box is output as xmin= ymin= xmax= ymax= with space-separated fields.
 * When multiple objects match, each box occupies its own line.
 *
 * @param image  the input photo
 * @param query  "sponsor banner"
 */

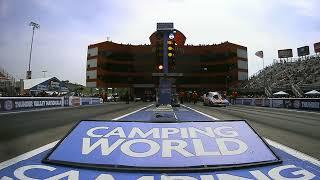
xmin=37 ymin=84 xmax=49 ymax=91
xmin=254 ymin=98 xmax=263 ymax=106
xmin=271 ymin=99 xmax=284 ymax=108
xmin=278 ymin=49 xmax=293 ymax=58
xmin=314 ymin=42 xmax=320 ymax=53
xmin=235 ymin=99 xmax=243 ymax=105
xmin=0 ymin=98 xmax=63 ymax=111
xmin=69 ymin=96 xmax=81 ymax=106
xmin=81 ymin=98 xmax=91 ymax=105
xmin=292 ymin=99 xmax=301 ymax=109
xmin=264 ymin=99 xmax=270 ymax=107
xmin=91 ymin=98 xmax=101 ymax=105
xmin=300 ymin=99 xmax=320 ymax=110
xmin=243 ymin=99 xmax=253 ymax=105
xmin=44 ymin=121 xmax=279 ymax=170
xmin=297 ymin=46 xmax=310 ymax=56
xmin=63 ymin=96 xmax=70 ymax=107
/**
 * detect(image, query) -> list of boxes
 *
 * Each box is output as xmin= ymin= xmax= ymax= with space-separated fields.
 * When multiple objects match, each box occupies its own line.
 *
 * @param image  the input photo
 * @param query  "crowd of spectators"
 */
xmin=240 ymin=55 xmax=320 ymax=92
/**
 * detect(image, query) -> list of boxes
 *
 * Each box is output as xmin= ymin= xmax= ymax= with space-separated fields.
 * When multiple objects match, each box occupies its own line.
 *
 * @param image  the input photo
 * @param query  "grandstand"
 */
xmin=239 ymin=54 xmax=320 ymax=97
xmin=0 ymin=66 xmax=18 ymax=96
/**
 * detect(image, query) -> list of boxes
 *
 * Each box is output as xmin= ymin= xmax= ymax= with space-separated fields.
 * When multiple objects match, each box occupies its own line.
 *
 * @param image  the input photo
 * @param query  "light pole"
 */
xmin=26 ymin=21 xmax=40 ymax=79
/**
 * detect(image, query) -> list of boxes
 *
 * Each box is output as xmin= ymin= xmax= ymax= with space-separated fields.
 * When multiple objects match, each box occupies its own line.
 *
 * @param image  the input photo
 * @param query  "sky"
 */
xmin=0 ymin=0 xmax=319 ymax=85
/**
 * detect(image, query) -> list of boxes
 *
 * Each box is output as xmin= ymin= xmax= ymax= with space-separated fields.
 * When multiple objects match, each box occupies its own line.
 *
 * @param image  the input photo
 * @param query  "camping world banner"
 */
xmin=44 ymin=120 xmax=279 ymax=171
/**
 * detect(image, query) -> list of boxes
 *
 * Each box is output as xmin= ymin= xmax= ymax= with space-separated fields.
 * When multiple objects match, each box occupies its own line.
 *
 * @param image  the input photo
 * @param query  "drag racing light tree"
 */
xmin=167 ymin=32 xmax=176 ymax=72
xmin=156 ymin=32 xmax=164 ymax=72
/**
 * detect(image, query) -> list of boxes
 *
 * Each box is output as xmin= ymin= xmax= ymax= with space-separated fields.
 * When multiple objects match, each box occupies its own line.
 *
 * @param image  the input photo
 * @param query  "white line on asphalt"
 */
xmin=181 ymin=104 xmax=219 ymax=120
xmin=0 ymin=141 xmax=59 ymax=171
xmin=112 ymin=104 xmax=153 ymax=120
xmin=182 ymin=104 xmax=320 ymax=167
xmin=0 ymin=104 xmax=153 ymax=170
xmin=173 ymin=112 xmax=178 ymax=119
xmin=266 ymin=139 xmax=320 ymax=167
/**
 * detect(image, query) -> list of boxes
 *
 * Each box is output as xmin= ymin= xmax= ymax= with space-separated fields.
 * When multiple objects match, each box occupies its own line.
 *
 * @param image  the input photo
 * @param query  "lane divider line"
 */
xmin=113 ymin=104 xmax=154 ymax=120
xmin=181 ymin=104 xmax=219 ymax=120
xmin=0 ymin=104 xmax=153 ymax=170
xmin=182 ymin=104 xmax=320 ymax=167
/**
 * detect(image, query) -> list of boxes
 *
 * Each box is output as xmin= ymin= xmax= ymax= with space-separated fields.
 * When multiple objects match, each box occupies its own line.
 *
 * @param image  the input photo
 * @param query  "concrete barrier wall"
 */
xmin=234 ymin=98 xmax=320 ymax=111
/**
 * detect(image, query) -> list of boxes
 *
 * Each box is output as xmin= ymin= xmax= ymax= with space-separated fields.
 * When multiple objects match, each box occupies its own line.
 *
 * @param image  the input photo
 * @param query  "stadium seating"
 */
xmin=239 ymin=55 xmax=320 ymax=96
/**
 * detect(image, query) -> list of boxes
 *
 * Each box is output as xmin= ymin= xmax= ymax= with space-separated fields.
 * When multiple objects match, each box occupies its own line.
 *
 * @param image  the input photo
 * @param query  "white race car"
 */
xmin=203 ymin=91 xmax=229 ymax=107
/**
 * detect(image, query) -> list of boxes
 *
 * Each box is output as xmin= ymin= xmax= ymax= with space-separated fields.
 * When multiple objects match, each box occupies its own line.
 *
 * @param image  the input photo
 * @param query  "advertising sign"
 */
xmin=81 ymin=98 xmax=91 ymax=105
xmin=297 ymin=46 xmax=310 ymax=56
xmin=271 ymin=99 xmax=284 ymax=108
xmin=44 ymin=120 xmax=280 ymax=171
xmin=91 ymin=98 xmax=101 ymax=105
xmin=278 ymin=49 xmax=293 ymax=58
xmin=157 ymin=23 xmax=174 ymax=31
xmin=300 ymin=99 xmax=320 ymax=110
xmin=243 ymin=99 xmax=252 ymax=105
xmin=0 ymin=97 xmax=63 ymax=111
xmin=254 ymin=99 xmax=263 ymax=106
xmin=314 ymin=42 xmax=320 ymax=53
xmin=69 ymin=96 xmax=81 ymax=106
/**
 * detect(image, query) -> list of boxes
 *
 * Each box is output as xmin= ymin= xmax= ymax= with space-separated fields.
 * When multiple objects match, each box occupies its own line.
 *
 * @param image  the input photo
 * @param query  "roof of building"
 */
xmin=24 ymin=77 xmax=58 ymax=90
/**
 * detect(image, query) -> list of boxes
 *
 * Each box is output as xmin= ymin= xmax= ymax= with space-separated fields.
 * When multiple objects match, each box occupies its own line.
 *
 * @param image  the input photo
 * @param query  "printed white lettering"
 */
xmin=162 ymin=128 xmax=179 ymax=138
xmin=162 ymin=140 xmax=194 ymax=157
xmin=87 ymin=127 xmax=109 ymax=138
xmin=82 ymin=138 xmax=125 ymax=155
xmin=189 ymin=127 xmax=215 ymax=138
xmin=268 ymin=165 xmax=315 ymax=180
xmin=193 ymin=139 xmax=220 ymax=156
xmin=216 ymin=138 xmax=248 ymax=155
xmin=161 ymin=175 xmax=198 ymax=180
xmin=103 ymin=127 xmax=126 ymax=138
xmin=121 ymin=139 xmax=160 ymax=157
xmin=128 ymin=128 xmax=160 ymax=139
xmin=95 ymin=174 xmax=115 ymax=180
xmin=45 ymin=170 xmax=79 ymax=180
xmin=249 ymin=170 xmax=270 ymax=180
xmin=14 ymin=165 xmax=55 ymax=180
xmin=214 ymin=126 xmax=238 ymax=137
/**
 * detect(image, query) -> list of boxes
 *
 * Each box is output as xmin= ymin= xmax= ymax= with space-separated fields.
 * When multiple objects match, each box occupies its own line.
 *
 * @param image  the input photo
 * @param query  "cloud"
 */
xmin=0 ymin=0 xmax=319 ymax=84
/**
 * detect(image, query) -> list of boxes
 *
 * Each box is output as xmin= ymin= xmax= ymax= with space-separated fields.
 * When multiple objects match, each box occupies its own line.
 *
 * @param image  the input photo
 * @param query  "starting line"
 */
xmin=0 ymin=104 xmax=319 ymax=179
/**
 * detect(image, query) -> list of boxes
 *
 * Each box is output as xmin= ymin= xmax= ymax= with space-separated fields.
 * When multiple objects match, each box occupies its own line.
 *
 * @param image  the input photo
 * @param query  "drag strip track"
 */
xmin=0 ymin=102 xmax=152 ymax=162
xmin=186 ymin=103 xmax=320 ymax=159
xmin=0 ymin=103 xmax=319 ymax=180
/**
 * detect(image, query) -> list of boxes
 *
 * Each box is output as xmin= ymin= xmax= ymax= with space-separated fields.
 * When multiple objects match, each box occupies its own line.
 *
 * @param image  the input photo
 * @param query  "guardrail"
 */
xmin=234 ymin=98 xmax=320 ymax=111
xmin=0 ymin=96 xmax=103 ymax=112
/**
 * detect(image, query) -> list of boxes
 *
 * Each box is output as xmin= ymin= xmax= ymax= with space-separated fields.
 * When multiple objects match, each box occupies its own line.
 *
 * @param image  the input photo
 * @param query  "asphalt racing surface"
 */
xmin=186 ymin=103 xmax=320 ymax=159
xmin=0 ymin=102 xmax=152 ymax=162
xmin=1 ymin=102 xmax=319 ymax=162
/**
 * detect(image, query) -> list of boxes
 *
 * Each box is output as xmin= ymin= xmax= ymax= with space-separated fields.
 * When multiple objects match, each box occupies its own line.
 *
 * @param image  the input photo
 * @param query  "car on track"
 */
xmin=203 ymin=91 xmax=230 ymax=107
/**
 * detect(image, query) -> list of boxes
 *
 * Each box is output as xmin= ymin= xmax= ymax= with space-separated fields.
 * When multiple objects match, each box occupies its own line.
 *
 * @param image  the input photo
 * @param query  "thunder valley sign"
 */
xmin=43 ymin=120 xmax=280 ymax=171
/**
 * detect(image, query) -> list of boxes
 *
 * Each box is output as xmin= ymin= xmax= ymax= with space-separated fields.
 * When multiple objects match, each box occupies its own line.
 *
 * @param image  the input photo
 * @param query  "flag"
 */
xmin=255 ymin=51 xmax=263 ymax=58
